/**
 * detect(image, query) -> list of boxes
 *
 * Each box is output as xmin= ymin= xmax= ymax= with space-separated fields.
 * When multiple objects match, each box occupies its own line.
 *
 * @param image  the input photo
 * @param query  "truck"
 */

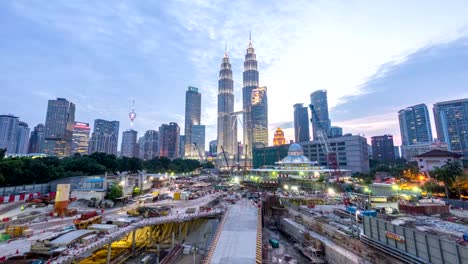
xmin=185 ymin=208 xmax=196 ymax=214
xmin=74 ymin=211 xmax=102 ymax=229
xmin=269 ymin=238 xmax=279 ymax=248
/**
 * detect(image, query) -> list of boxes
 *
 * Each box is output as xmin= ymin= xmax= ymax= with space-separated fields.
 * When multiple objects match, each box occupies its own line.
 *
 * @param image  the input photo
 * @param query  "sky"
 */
xmin=1 ymin=0 xmax=468 ymax=151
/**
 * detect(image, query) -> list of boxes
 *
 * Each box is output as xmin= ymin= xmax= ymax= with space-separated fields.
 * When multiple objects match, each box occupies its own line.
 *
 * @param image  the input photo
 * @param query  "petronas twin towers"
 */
xmin=217 ymin=37 xmax=268 ymax=163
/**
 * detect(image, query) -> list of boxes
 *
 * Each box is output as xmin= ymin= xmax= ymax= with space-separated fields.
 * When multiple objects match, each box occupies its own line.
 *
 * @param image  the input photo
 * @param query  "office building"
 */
xmin=191 ymin=125 xmax=205 ymax=159
xmin=88 ymin=119 xmax=119 ymax=155
xmin=121 ymin=129 xmax=138 ymax=158
xmin=0 ymin=114 xmax=19 ymax=154
xmin=138 ymin=130 xmax=159 ymax=160
xmin=394 ymin=146 xmax=400 ymax=159
xmin=209 ymin=140 xmax=217 ymax=157
xmin=371 ymin=135 xmax=395 ymax=162
xmin=179 ymin=135 xmax=185 ymax=158
xmin=251 ymin=86 xmax=268 ymax=148
xmin=16 ymin=121 xmax=30 ymax=154
xmin=71 ymin=122 xmax=90 ymax=155
xmin=330 ymin=126 xmax=343 ymax=138
xmin=433 ymin=98 xmax=468 ymax=156
xmin=28 ymin=123 xmax=45 ymax=153
xmin=310 ymin=90 xmax=331 ymax=140
xmin=293 ymin=103 xmax=310 ymax=143
xmin=273 ymin=128 xmax=286 ymax=146
xmin=217 ymin=51 xmax=237 ymax=157
xmin=242 ymin=36 xmax=259 ymax=160
xmin=42 ymin=98 xmax=75 ymax=157
xmin=159 ymin=122 xmax=180 ymax=159
xmin=253 ymin=135 xmax=369 ymax=173
xmin=184 ymin=86 xmax=202 ymax=158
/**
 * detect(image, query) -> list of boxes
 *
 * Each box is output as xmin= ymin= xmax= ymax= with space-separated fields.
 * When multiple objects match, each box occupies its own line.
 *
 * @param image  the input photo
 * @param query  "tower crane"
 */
xmin=309 ymin=104 xmax=341 ymax=182
xmin=192 ymin=143 xmax=205 ymax=162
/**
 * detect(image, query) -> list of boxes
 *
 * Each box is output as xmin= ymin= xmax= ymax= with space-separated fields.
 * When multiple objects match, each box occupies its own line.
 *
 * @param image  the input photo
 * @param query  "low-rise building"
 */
xmin=414 ymin=149 xmax=463 ymax=174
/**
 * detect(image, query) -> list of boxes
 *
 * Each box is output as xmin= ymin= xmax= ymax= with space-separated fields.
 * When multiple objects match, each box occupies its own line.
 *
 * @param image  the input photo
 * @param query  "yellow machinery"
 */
xmin=75 ymin=215 xmax=102 ymax=229
xmin=6 ymin=225 xmax=28 ymax=238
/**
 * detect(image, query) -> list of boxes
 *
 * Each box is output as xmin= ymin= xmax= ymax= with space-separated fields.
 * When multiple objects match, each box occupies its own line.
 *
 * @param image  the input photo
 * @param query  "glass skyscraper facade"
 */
xmin=398 ymin=104 xmax=433 ymax=146
xmin=0 ymin=114 xmax=19 ymax=154
xmin=293 ymin=103 xmax=310 ymax=143
xmin=42 ymin=98 xmax=75 ymax=157
xmin=159 ymin=122 xmax=180 ymax=159
xmin=217 ymin=52 xmax=237 ymax=156
xmin=138 ymin=130 xmax=159 ymax=160
xmin=88 ymin=119 xmax=119 ymax=155
xmin=121 ymin=129 xmax=138 ymax=158
xmin=242 ymin=38 xmax=259 ymax=160
xmin=433 ymin=98 xmax=468 ymax=156
xmin=15 ymin=121 xmax=30 ymax=154
xmin=251 ymin=86 xmax=268 ymax=148
xmin=184 ymin=86 xmax=201 ymax=158
xmin=310 ymin=90 xmax=331 ymax=140
xmin=28 ymin=123 xmax=44 ymax=154
xmin=71 ymin=122 xmax=90 ymax=155
xmin=191 ymin=125 xmax=205 ymax=158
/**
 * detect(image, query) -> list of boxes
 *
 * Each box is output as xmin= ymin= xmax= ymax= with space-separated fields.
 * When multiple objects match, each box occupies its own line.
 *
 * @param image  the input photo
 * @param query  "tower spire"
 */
xmin=224 ymin=41 xmax=228 ymax=57
xmin=248 ymin=31 xmax=253 ymax=48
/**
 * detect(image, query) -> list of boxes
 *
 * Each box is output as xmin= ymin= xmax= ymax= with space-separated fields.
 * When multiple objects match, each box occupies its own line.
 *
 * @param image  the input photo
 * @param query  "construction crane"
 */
xmin=309 ymin=104 xmax=341 ymax=182
xmin=192 ymin=143 xmax=205 ymax=162
xmin=220 ymin=146 xmax=230 ymax=171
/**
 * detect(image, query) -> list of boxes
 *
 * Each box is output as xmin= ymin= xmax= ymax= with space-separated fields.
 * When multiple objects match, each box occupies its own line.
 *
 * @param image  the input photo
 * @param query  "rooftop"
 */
xmin=415 ymin=149 xmax=463 ymax=158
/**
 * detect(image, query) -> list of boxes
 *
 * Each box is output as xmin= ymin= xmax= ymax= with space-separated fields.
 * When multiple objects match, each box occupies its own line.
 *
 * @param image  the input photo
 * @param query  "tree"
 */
xmin=432 ymin=160 xmax=463 ymax=199
xmin=108 ymin=184 xmax=123 ymax=200
xmin=132 ymin=186 xmax=141 ymax=197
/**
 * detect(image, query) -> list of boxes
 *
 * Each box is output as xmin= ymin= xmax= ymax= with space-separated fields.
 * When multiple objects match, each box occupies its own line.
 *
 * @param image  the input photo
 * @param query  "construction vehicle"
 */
xmin=26 ymin=194 xmax=56 ymax=205
xmin=74 ymin=211 xmax=102 ymax=229
xmin=6 ymin=225 xmax=29 ymax=238
xmin=185 ymin=207 xmax=196 ymax=214
xmin=127 ymin=206 xmax=169 ymax=218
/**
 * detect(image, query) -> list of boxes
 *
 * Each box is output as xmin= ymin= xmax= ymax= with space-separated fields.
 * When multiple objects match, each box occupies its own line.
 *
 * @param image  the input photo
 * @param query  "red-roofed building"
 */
xmin=414 ymin=149 xmax=463 ymax=175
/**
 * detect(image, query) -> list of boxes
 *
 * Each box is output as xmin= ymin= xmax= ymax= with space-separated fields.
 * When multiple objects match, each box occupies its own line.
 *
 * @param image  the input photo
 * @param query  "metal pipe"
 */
xmin=106 ymin=242 xmax=112 ymax=264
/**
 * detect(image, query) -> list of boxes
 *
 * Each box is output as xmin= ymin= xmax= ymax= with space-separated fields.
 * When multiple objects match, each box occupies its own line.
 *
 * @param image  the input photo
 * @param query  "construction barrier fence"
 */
xmin=362 ymin=216 xmax=468 ymax=264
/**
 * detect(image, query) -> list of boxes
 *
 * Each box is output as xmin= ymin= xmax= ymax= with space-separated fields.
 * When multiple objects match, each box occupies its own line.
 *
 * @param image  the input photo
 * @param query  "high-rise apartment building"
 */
xmin=159 ymin=122 xmax=180 ymax=159
xmin=16 ymin=121 xmax=30 ymax=154
xmin=242 ymin=36 xmax=259 ymax=160
xmin=371 ymin=135 xmax=395 ymax=162
xmin=433 ymin=98 xmax=468 ymax=156
xmin=217 ymin=52 xmax=237 ymax=157
xmin=293 ymin=103 xmax=310 ymax=143
xmin=191 ymin=125 xmax=205 ymax=158
xmin=399 ymin=104 xmax=432 ymax=145
xmin=42 ymin=98 xmax=75 ymax=157
xmin=138 ymin=130 xmax=159 ymax=160
xmin=121 ymin=129 xmax=138 ymax=158
xmin=0 ymin=114 xmax=19 ymax=154
xmin=71 ymin=122 xmax=90 ymax=155
xmin=251 ymin=86 xmax=268 ymax=148
xmin=310 ymin=90 xmax=331 ymax=140
xmin=28 ymin=123 xmax=45 ymax=153
xmin=88 ymin=119 xmax=119 ymax=155
xmin=184 ymin=87 xmax=202 ymax=158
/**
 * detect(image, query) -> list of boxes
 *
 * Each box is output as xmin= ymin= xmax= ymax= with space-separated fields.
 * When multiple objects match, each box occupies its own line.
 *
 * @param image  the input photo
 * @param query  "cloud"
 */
xmin=1 ymin=1 xmax=468 ymax=150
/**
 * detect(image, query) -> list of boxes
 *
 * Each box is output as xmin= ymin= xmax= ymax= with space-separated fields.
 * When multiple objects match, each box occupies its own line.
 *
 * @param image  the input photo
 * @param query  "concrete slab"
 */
xmin=210 ymin=199 xmax=258 ymax=264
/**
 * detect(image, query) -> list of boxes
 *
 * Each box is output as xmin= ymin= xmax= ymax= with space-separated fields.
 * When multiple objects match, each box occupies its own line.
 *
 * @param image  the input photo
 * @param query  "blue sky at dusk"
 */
xmin=1 ymin=1 xmax=468 ymax=150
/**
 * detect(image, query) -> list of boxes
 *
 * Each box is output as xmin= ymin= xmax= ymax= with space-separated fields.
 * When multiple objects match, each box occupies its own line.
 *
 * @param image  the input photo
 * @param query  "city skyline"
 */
xmin=1 ymin=1 xmax=468 ymax=148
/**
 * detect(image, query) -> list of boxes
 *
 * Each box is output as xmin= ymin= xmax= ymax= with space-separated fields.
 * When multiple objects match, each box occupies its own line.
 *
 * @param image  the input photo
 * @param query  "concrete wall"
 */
xmin=71 ymin=190 xmax=106 ymax=201
xmin=363 ymin=216 xmax=468 ymax=264
xmin=0 ymin=183 xmax=50 ymax=196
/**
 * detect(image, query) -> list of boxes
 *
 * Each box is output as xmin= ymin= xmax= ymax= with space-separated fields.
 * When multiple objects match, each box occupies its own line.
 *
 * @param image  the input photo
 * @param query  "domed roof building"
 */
xmin=276 ymin=144 xmax=315 ymax=165
xmin=245 ymin=143 xmax=350 ymax=187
